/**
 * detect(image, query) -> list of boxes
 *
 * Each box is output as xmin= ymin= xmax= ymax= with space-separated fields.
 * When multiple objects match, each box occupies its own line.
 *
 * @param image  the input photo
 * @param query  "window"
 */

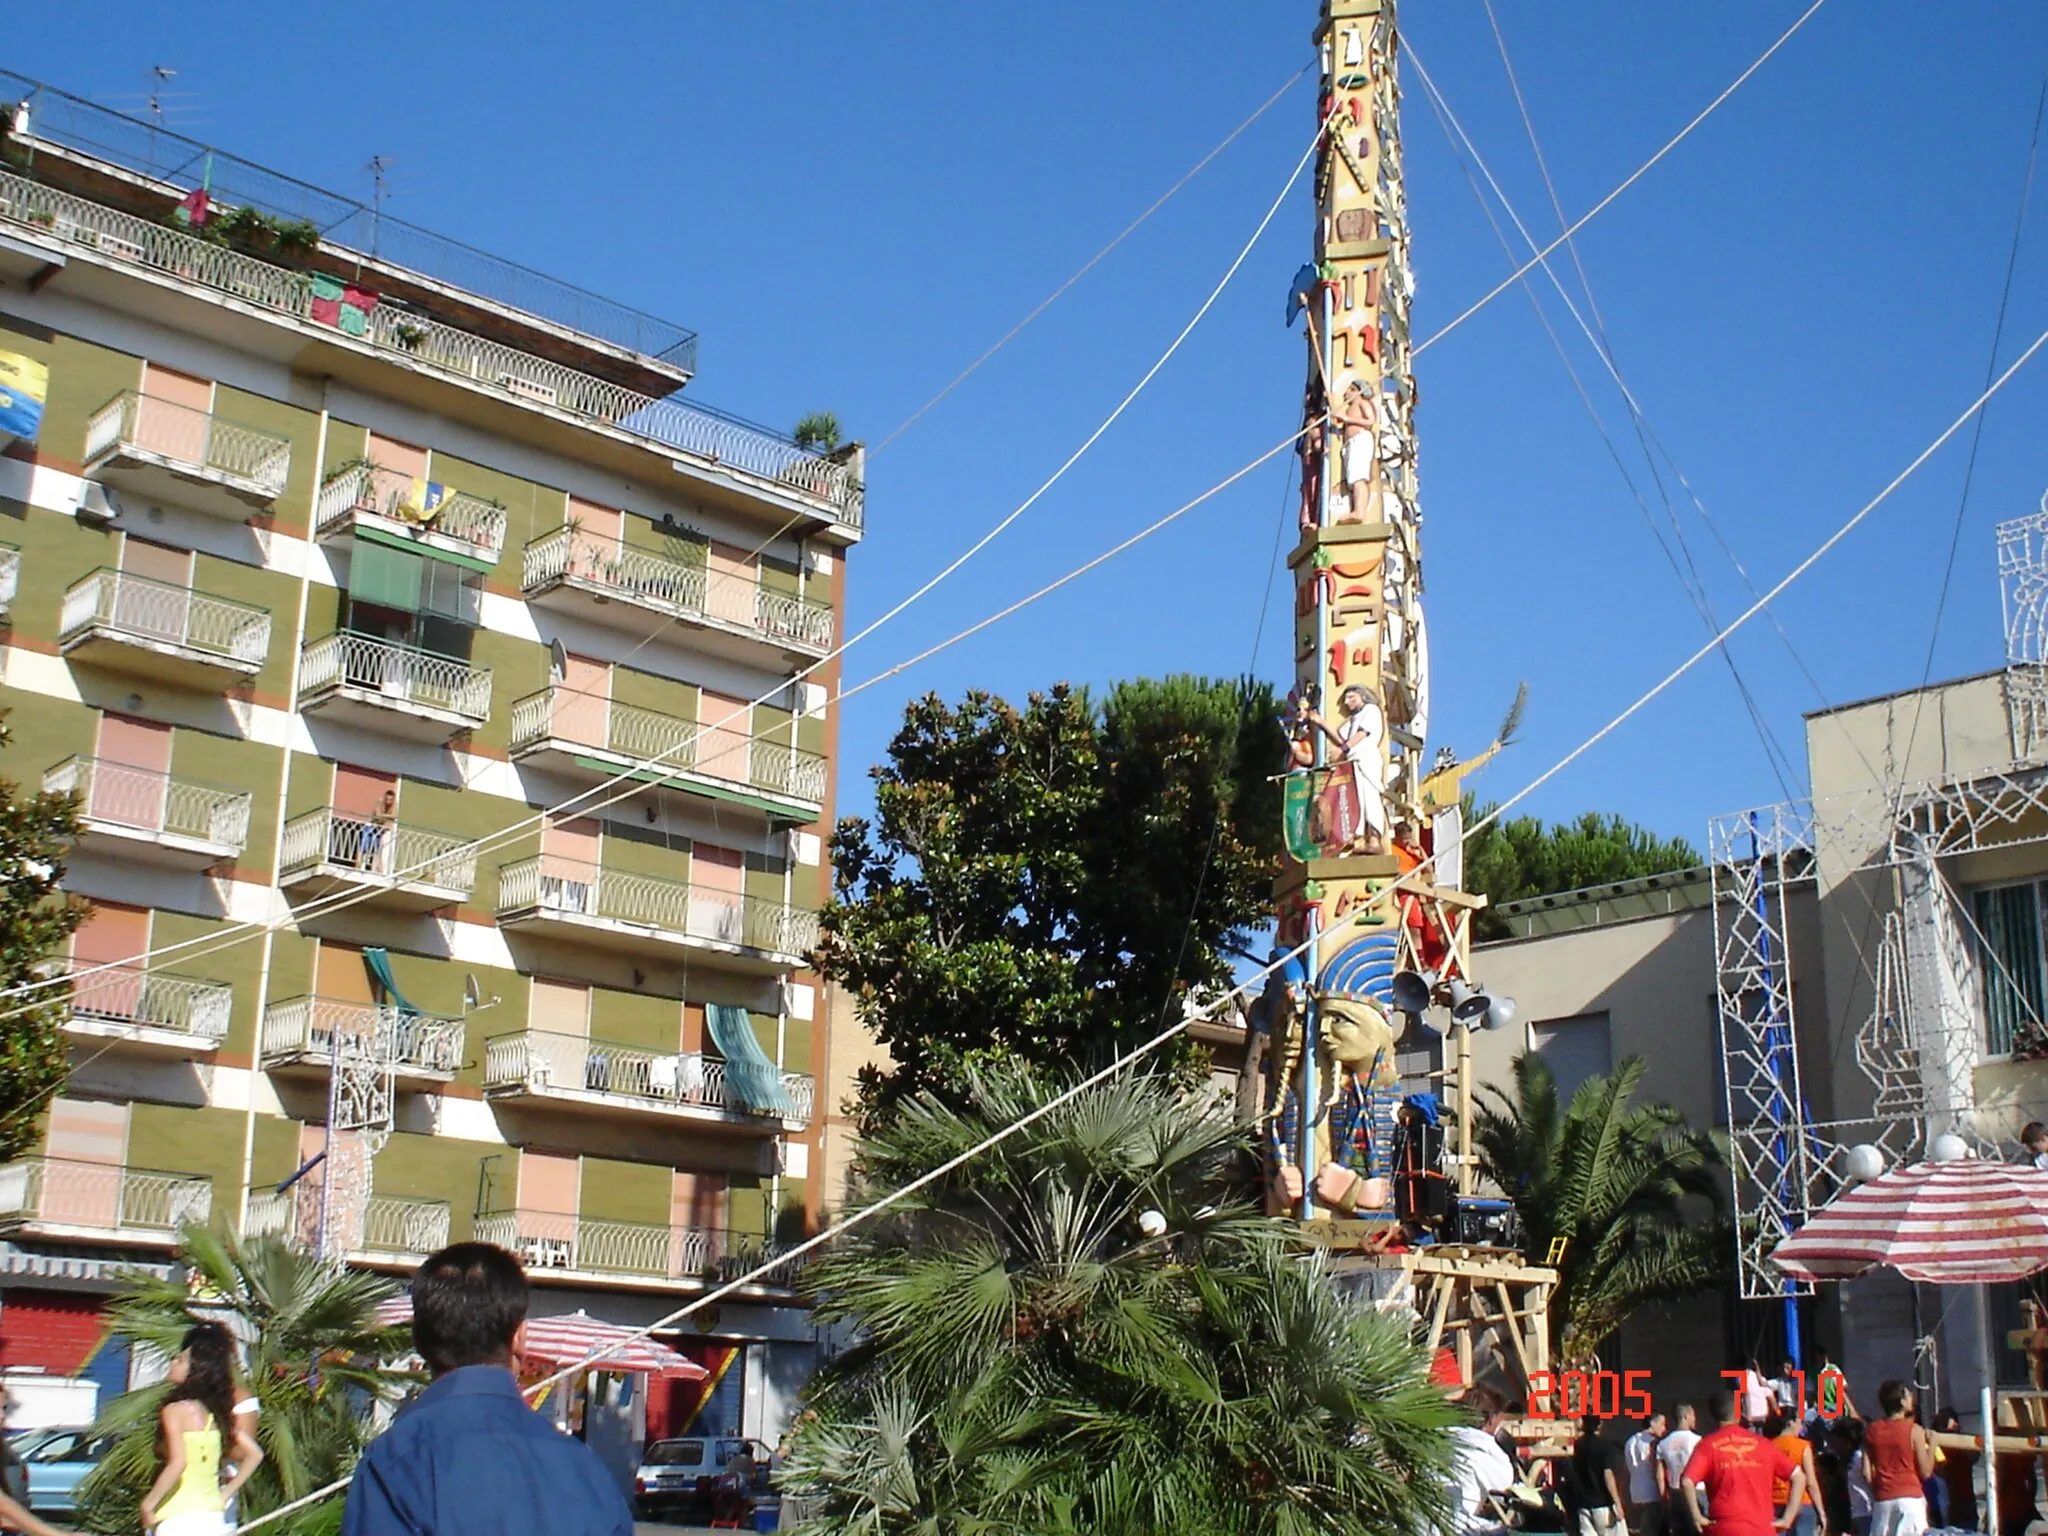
xmin=1528 ymin=1012 xmax=1612 ymax=1105
xmin=1973 ymin=881 xmax=2048 ymax=1056
xmin=345 ymin=544 xmax=482 ymax=658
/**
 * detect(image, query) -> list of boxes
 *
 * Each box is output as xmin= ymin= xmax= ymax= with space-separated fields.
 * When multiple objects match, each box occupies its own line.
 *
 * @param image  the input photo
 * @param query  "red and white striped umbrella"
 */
xmin=374 ymin=1298 xmax=705 ymax=1380
xmin=1770 ymin=1159 xmax=2048 ymax=1285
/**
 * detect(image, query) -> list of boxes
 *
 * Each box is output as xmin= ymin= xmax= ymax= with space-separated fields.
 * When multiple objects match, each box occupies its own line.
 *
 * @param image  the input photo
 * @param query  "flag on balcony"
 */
xmin=705 ymin=1005 xmax=793 ymax=1116
xmin=309 ymin=274 xmax=379 ymax=337
xmin=0 ymin=349 xmax=47 ymax=443
xmin=172 ymin=154 xmax=213 ymax=228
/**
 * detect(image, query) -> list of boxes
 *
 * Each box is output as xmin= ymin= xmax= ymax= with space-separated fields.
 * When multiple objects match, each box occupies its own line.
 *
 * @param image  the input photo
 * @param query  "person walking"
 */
xmin=1861 ymin=1382 xmax=1934 ymax=1536
xmin=1660 ymin=1405 xmax=1705 ymax=1534
xmin=341 ymin=1243 xmax=632 ymax=1536
xmin=1681 ymin=1388 xmax=1805 ymax=1536
xmin=1574 ymin=1416 xmax=1630 ymax=1536
xmin=1766 ymin=1413 xmax=1826 ymax=1536
xmin=1627 ymin=1412 xmax=1670 ymax=1536
xmin=139 ymin=1322 xmax=264 ymax=1536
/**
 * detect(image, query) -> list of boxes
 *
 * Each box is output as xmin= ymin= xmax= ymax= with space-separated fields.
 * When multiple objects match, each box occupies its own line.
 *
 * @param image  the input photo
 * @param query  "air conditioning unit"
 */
xmin=74 ymin=481 xmax=120 ymax=526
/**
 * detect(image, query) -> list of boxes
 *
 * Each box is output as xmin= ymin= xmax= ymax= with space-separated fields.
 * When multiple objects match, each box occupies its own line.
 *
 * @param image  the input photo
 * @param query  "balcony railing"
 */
xmin=64 ymin=963 xmax=232 ymax=1045
xmin=473 ymin=1209 xmax=806 ymax=1288
xmin=314 ymin=462 xmax=508 ymax=562
xmin=0 ymin=1157 xmax=211 ymax=1239
xmin=298 ymin=633 xmax=493 ymax=725
xmin=244 ymin=1188 xmax=451 ymax=1259
xmin=0 ymin=167 xmax=860 ymax=528
xmin=521 ymin=526 xmax=834 ymax=653
xmin=482 ymin=1028 xmax=814 ymax=1123
xmin=0 ymin=543 xmax=18 ymax=615
xmin=261 ymin=996 xmax=466 ymax=1078
xmin=508 ymin=687 xmax=827 ymax=808
xmin=279 ymin=808 xmax=478 ymax=897
xmin=44 ymin=756 xmax=252 ymax=854
xmin=59 ymin=569 xmax=271 ymax=669
xmin=82 ymin=390 xmax=292 ymax=502
xmin=496 ymin=856 xmax=818 ymax=960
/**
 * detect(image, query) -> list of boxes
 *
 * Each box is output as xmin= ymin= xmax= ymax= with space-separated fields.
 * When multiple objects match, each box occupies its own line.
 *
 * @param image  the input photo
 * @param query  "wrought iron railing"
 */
xmin=508 ymin=686 xmax=826 ymax=806
xmin=60 ymin=569 xmax=271 ymax=666
xmin=279 ymin=808 xmax=478 ymax=895
xmin=472 ymin=1208 xmax=807 ymax=1287
xmin=298 ymin=632 xmax=492 ymax=723
xmin=521 ymin=525 xmax=834 ymax=652
xmin=64 ymin=962 xmax=232 ymax=1042
xmin=314 ymin=462 xmax=507 ymax=560
xmin=0 ymin=543 xmax=18 ymax=614
xmin=482 ymin=1028 xmax=813 ymax=1122
xmin=496 ymin=855 xmax=818 ymax=958
xmin=0 ymin=1157 xmax=211 ymax=1236
xmin=44 ymin=756 xmax=252 ymax=851
xmin=261 ymin=996 xmax=466 ymax=1076
xmin=82 ymin=389 xmax=291 ymax=499
xmin=0 ymin=167 xmax=859 ymax=526
xmin=245 ymin=1187 xmax=450 ymax=1258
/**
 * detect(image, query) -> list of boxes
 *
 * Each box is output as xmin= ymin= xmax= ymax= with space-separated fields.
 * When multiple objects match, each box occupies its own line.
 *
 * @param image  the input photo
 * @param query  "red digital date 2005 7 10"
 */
xmin=1527 ymin=1371 xmax=1653 ymax=1419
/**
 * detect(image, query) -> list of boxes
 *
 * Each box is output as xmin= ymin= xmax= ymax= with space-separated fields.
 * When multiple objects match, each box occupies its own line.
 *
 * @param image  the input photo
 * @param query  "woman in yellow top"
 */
xmin=140 ymin=1323 xmax=263 ymax=1536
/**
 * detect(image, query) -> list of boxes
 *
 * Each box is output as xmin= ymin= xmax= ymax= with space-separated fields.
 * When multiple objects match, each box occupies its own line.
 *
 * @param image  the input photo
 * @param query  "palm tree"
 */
xmin=77 ymin=1223 xmax=414 ymax=1534
xmin=1471 ymin=1052 xmax=1731 ymax=1364
xmin=783 ymin=1066 xmax=1458 ymax=1536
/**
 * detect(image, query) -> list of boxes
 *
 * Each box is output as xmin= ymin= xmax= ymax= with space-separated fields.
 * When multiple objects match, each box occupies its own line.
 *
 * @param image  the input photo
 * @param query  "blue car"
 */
xmin=23 ymin=1428 xmax=111 ymax=1515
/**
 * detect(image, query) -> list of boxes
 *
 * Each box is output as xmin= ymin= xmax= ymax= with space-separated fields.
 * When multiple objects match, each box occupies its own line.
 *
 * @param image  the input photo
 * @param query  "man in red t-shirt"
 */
xmin=1682 ymin=1389 xmax=1804 ymax=1536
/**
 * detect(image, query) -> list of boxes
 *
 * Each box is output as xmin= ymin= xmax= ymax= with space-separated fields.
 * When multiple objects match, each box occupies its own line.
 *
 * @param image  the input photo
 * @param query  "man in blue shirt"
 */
xmin=342 ymin=1242 xmax=634 ymax=1536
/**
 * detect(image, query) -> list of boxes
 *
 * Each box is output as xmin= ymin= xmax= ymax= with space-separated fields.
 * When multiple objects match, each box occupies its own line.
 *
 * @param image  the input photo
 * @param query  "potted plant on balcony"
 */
xmin=274 ymin=219 xmax=320 ymax=266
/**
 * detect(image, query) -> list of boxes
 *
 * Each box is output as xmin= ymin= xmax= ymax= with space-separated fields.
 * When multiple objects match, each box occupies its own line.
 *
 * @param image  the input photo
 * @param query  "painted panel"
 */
xmin=90 ymin=715 xmax=171 ymax=830
xmin=555 ymin=653 xmax=611 ymax=748
xmin=313 ymin=943 xmax=376 ymax=1006
xmin=704 ymin=542 xmax=756 ymax=631
xmin=530 ymin=978 xmax=590 ymax=1038
xmin=696 ymin=687 xmax=751 ymax=786
xmin=42 ymin=1100 xmax=126 ymax=1229
xmin=516 ymin=1150 xmax=580 ymax=1215
xmin=332 ymin=764 xmax=397 ymax=818
xmin=366 ymin=431 xmax=428 ymax=516
xmin=134 ymin=364 xmax=212 ymax=463
xmin=70 ymin=902 xmax=149 ymax=1021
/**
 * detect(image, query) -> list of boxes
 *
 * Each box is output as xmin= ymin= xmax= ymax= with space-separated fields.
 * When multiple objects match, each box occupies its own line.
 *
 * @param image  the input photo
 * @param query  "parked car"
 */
xmin=632 ymin=1436 xmax=770 ymax=1522
xmin=23 ymin=1428 xmax=111 ymax=1515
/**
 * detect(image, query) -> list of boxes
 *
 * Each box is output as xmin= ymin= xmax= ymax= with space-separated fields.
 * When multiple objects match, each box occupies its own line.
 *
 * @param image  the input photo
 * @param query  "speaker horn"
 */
xmin=1446 ymin=977 xmax=1476 ymax=1013
xmin=1482 ymin=995 xmax=1517 ymax=1032
xmin=1451 ymin=986 xmax=1491 ymax=1030
xmin=1390 ymin=969 xmax=1434 ymax=1017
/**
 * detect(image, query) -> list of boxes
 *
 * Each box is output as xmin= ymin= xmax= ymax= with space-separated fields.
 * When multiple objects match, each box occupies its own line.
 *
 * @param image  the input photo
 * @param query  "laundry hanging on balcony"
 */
xmin=363 ymin=947 xmax=421 ymax=1020
xmin=705 ymin=1005 xmax=792 ymax=1116
xmin=309 ymin=273 xmax=379 ymax=337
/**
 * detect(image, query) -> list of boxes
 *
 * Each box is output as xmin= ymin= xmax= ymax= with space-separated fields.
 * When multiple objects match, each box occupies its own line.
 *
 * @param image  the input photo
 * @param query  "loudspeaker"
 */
xmin=1390 ymin=969 xmax=1433 ymax=1016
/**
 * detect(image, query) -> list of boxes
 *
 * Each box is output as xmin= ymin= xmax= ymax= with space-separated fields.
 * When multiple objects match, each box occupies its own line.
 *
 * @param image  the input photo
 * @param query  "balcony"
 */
xmin=278 ymin=808 xmax=477 ymax=911
xmin=509 ymin=687 xmax=826 ymax=823
xmin=315 ymin=460 xmax=508 ymax=567
xmin=482 ymin=1029 xmax=813 ymax=1131
xmin=260 ymin=996 xmax=465 ymax=1088
xmin=82 ymin=390 xmax=291 ymax=518
xmin=44 ymin=756 xmax=252 ymax=867
xmin=473 ymin=1209 xmax=805 ymax=1294
xmin=521 ymin=525 xmax=834 ymax=660
xmin=0 ymin=165 xmax=862 ymax=535
xmin=297 ymin=632 xmax=492 ymax=742
xmin=243 ymin=1187 xmax=451 ymax=1264
xmin=0 ymin=542 xmax=18 ymax=618
xmin=62 ymin=963 xmax=232 ymax=1057
xmin=59 ymin=569 xmax=271 ymax=687
xmin=0 ymin=1158 xmax=211 ymax=1247
xmin=495 ymin=856 xmax=817 ymax=973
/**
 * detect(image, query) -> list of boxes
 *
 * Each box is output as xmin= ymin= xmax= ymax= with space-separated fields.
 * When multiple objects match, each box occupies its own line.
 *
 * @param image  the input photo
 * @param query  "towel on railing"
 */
xmin=705 ymin=1005 xmax=792 ymax=1115
xmin=363 ymin=947 xmax=421 ymax=1020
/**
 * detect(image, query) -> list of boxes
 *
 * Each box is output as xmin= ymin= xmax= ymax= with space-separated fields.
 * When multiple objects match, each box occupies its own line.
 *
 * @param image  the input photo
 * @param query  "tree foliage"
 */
xmin=0 ymin=711 xmax=85 ymax=1160
xmin=819 ymin=678 xmax=1284 ymax=1129
xmin=78 ymin=1224 xmax=413 ymax=1534
xmin=1462 ymin=795 xmax=1701 ymax=939
xmin=783 ymin=1066 xmax=1458 ymax=1536
xmin=1471 ymin=1053 xmax=1731 ymax=1362
xmin=794 ymin=412 xmax=845 ymax=452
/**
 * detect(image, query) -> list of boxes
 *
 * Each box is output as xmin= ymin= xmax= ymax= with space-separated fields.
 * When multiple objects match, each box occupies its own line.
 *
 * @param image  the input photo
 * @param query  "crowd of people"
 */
xmin=1451 ymin=1360 xmax=2045 ymax=1536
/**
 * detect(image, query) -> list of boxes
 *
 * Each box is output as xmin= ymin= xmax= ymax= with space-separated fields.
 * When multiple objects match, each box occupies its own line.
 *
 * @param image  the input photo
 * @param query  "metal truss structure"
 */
xmin=314 ymin=1023 xmax=397 ymax=1261
xmin=1999 ymin=498 xmax=2048 ymax=759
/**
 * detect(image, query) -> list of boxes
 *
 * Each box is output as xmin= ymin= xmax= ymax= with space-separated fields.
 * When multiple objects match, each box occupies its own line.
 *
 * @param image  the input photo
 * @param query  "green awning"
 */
xmin=354 ymin=522 xmax=496 ymax=576
xmin=350 ymin=541 xmax=423 ymax=612
xmin=706 ymin=1004 xmax=791 ymax=1116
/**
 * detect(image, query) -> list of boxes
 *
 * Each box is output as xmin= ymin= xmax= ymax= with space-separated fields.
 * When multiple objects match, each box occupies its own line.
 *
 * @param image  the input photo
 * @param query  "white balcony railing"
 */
xmin=314 ymin=462 xmax=508 ymax=561
xmin=521 ymin=526 xmax=834 ymax=653
xmin=244 ymin=1187 xmax=450 ymax=1258
xmin=60 ymin=569 xmax=271 ymax=667
xmin=0 ymin=544 xmax=19 ymax=615
xmin=298 ymin=633 xmax=492 ymax=724
xmin=0 ymin=168 xmax=860 ymax=528
xmin=482 ymin=1028 xmax=813 ymax=1123
xmin=82 ymin=390 xmax=291 ymax=500
xmin=0 ymin=1157 xmax=211 ymax=1238
xmin=496 ymin=855 xmax=818 ymax=959
xmin=261 ymin=996 xmax=465 ymax=1077
xmin=473 ymin=1209 xmax=806 ymax=1288
xmin=279 ymin=808 xmax=478 ymax=895
xmin=44 ymin=757 xmax=253 ymax=853
xmin=65 ymin=963 xmax=232 ymax=1043
xmin=508 ymin=687 xmax=827 ymax=807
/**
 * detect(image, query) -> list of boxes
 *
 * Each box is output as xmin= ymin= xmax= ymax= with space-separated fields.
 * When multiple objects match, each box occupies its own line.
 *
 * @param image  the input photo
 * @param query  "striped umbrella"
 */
xmin=374 ymin=1298 xmax=705 ymax=1380
xmin=1769 ymin=1158 xmax=2048 ymax=1285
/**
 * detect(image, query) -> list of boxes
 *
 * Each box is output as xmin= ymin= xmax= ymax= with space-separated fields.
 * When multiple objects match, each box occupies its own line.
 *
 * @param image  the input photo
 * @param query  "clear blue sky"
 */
xmin=13 ymin=3 xmax=2048 ymax=850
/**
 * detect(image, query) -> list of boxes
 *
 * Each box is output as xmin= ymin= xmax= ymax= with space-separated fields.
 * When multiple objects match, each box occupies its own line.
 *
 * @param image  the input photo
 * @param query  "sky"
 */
xmin=11 ymin=2 xmax=2048 ymax=852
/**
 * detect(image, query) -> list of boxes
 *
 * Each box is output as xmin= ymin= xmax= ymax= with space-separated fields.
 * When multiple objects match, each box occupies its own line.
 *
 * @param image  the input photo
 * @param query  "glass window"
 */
xmin=1973 ymin=882 xmax=2046 ymax=1056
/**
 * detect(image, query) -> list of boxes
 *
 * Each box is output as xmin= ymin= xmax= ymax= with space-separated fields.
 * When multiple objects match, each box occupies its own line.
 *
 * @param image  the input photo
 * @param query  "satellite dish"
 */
xmin=462 ymin=973 xmax=500 ymax=1013
xmin=547 ymin=639 xmax=569 ymax=681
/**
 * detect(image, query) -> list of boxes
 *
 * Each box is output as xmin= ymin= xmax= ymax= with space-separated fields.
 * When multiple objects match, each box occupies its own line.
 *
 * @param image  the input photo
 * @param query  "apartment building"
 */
xmin=0 ymin=77 xmax=860 ymax=1446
